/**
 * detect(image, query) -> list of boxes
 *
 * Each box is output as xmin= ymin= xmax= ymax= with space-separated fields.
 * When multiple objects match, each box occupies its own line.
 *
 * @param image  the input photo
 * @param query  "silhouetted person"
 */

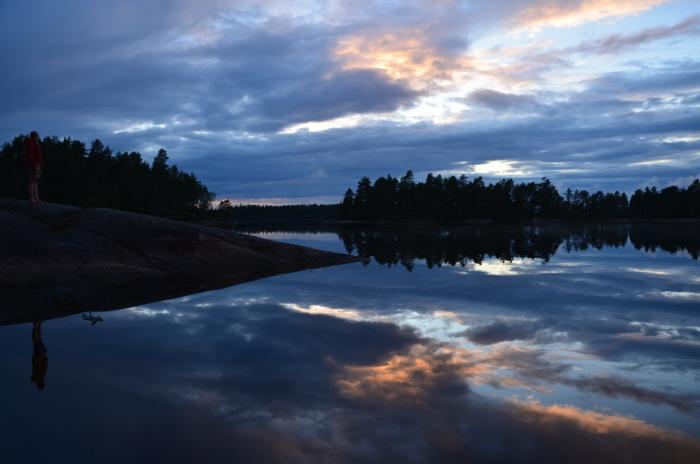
xmin=24 ymin=130 xmax=43 ymax=204
xmin=31 ymin=320 xmax=48 ymax=390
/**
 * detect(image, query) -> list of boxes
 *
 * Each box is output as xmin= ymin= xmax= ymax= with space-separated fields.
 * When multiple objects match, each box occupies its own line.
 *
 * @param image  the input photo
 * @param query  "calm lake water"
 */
xmin=2 ymin=224 xmax=700 ymax=463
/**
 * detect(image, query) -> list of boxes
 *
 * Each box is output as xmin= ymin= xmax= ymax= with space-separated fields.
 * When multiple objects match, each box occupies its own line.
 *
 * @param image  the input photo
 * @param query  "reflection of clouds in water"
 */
xmin=457 ymin=258 xmax=568 ymax=276
xmin=512 ymin=400 xmax=692 ymax=443
xmin=629 ymin=322 xmax=700 ymax=342
xmin=462 ymin=259 xmax=533 ymax=276
xmin=463 ymin=317 xmax=548 ymax=344
xmin=625 ymin=267 xmax=674 ymax=276
xmin=155 ymin=298 xmax=700 ymax=418
xmin=191 ymin=235 xmax=700 ymax=459
xmin=280 ymin=302 xmax=362 ymax=320
xmin=624 ymin=267 xmax=700 ymax=284
xmin=125 ymin=305 xmax=201 ymax=325
xmin=254 ymin=300 xmax=700 ymax=417
xmin=126 ymin=306 xmax=171 ymax=317
xmin=258 ymin=304 xmax=700 ymax=413
xmin=654 ymin=291 xmax=700 ymax=301
xmin=126 ymin=270 xmax=700 ymax=412
xmin=6 ymin=291 xmax=700 ymax=463
xmin=333 ymin=339 xmax=700 ymax=463
xmin=118 ymin=301 xmax=700 ymax=462
xmin=38 ymin=236 xmax=698 ymax=460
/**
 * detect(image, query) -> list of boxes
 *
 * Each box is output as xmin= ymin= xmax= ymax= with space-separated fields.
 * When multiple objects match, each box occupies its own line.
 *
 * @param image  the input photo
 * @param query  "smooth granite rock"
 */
xmin=0 ymin=199 xmax=358 ymax=325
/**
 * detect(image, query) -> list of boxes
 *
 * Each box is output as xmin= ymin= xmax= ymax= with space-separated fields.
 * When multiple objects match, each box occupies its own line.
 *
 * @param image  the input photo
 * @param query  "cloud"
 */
xmin=583 ymin=64 xmax=700 ymax=97
xmin=334 ymin=30 xmax=470 ymax=91
xmin=464 ymin=318 xmax=546 ymax=344
xmin=514 ymin=0 xmax=669 ymax=30
xmin=235 ymin=68 xmax=420 ymax=132
xmin=466 ymin=88 xmax=542 ymax=111
xmin=563 ymin=375 xmax=700 ymax=414
xmin=512 ymin=399 xmax=696 ymax=443
xmin=573 ymin=14 xmax=700 ymax=54
xmin=334 ymin=340 xmax=700 ymax=462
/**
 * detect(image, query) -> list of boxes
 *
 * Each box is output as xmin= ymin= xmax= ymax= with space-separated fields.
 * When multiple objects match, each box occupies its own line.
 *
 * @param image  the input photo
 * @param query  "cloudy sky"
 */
xmin=2 ymin=0 xmax=699 ymax=203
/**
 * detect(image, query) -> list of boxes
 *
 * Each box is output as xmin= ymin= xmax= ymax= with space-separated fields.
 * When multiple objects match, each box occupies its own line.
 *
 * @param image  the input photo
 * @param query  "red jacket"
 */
xmin=25 ymin=137 xmax=43 ymax=169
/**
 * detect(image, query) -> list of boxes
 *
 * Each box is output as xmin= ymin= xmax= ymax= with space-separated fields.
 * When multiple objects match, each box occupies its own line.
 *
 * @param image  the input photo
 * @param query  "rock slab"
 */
xmin=0 ymin=199 xmax=357 ymax=325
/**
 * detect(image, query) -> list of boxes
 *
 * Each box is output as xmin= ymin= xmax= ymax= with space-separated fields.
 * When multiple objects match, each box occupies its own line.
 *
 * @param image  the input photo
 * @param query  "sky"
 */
xmin=1 ymin=0 xmax=699 ymax=204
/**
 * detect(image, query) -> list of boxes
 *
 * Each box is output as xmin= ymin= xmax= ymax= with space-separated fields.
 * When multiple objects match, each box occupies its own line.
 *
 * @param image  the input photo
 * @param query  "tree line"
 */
xmin=0 ymin=134 xmax=214 ymax=213
xmin=341 ymin=171 xmax=700 ymax=220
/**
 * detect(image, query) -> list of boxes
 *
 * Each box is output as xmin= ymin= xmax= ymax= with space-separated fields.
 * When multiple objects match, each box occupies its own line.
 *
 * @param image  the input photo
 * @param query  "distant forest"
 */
xmin=217 ymin=201 xmax=338 ymax=222
xmin=340 ymin=171 xmax=700 ymax=220
xmin=0 ymin=135 xmax=213 ymax=213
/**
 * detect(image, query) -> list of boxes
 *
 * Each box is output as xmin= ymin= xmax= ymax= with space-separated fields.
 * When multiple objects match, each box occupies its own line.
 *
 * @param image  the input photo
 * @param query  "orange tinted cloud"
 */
xmin=336 ymin=346 xmax=461 ymax=401
xmin=515 ymin=0 xmax=668 ymax=30
xmin=513 ymin=400 xmax=700 ymax=446
xmin=333 ymin=31 xmax=472 ymax=90
xmin=336 ymin=344 xmax=700 ymax=453
xmin=335 ymin=344 xmax=542 ymax=402
xmin=335 ymin=344 xmax=512 ymax=403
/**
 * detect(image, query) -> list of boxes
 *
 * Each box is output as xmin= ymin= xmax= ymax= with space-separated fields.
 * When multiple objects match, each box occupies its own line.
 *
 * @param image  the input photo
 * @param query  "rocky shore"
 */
xmin=0 ymin=199 xmax=358 ymax=325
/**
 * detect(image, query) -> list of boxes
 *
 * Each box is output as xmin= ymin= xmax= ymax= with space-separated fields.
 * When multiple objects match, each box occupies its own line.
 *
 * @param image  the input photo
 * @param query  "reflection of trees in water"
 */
xmin=337 ymin=224 xmax=698 ymax=270
xmin=235 ymin=223 xmax=700 ymax=270
xmin=82 ymin=313 xmax=104 ymax=326
xmin=630 ymin=225 xmax=700 ymax=259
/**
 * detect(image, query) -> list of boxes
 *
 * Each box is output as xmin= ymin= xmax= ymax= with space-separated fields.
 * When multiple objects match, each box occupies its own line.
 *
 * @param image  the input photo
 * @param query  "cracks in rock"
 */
xmin=80 ymin=225 xmax=166 ymax=267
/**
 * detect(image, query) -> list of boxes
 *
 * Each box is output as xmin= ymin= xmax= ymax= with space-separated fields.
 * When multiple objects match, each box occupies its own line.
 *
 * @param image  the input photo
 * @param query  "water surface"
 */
xmin=1 ymin=224 xmax=699 ymax=463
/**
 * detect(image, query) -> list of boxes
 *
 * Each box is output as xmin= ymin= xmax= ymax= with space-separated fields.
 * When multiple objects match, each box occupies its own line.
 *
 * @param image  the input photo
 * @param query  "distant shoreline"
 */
xmin=223 ymin=217 xmax=700 ymax=230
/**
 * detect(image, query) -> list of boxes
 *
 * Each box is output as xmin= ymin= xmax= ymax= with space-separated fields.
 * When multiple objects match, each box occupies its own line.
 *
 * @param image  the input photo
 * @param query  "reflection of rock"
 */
xmin=0 ymin=199 xmax=358 ymax=325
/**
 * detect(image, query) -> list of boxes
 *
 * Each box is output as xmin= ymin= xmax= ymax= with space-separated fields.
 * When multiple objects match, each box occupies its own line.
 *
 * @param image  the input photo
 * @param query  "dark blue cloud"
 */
xmin=466 ymin=89 xmax=542 ymax=111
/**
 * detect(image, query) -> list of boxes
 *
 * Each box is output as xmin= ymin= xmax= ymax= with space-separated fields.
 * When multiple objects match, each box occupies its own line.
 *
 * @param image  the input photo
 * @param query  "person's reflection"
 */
xmin=31 ymin=320 xmax=48 ymax=390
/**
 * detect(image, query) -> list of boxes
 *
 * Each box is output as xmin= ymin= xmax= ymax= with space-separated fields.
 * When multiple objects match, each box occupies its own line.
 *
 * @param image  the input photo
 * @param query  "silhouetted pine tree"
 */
xmin=0 ymin=134 xmax=214 ymax=213
xmin=340 ymin=171 xmax=698 ymax=220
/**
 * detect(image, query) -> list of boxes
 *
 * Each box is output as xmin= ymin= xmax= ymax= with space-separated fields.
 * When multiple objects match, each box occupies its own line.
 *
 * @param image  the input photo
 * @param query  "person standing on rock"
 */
xmin=25 ymin=130 xmax=43 ymax=204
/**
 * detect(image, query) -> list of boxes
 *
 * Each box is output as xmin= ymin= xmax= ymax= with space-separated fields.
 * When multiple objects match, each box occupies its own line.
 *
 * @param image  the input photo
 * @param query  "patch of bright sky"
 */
xmin=436 ymin=159 xmax=594 ymax=181
xmin=395 ymin=92 xmax=473 ymax=125
xmin=256 ymin=0 xmax=330 ymax=23
xmin=629 ymin=158 xmax=675 ymax=167
xmin=475 ymin=0 xmax=697 ymax=50
xmin=629 ymin=150 xmax=700 ymax=169
xmin=113 ymin=121 xmax=168 ymax=134
xmin=469 ymin=1 xmax=700 ymax=92
xmin=224 ymin=195 xmax=341 ymax=205
xmin=281 ymin=114 xmax=368 ymax=134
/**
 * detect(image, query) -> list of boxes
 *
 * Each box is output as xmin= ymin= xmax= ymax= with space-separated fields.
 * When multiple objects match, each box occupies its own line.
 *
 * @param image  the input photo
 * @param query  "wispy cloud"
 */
xmin=514 ymin=0 xmax=669 ymax=31
xmin=573 ymin=14 xmax=700 ymax=54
